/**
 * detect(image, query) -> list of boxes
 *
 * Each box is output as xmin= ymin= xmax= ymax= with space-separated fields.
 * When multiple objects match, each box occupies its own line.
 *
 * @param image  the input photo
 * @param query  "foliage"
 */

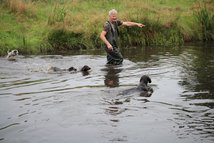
xmin=195 ymin=7 xmax=214 ymax=41
xmin=0 ymin=0 xmax=214 ymax=55
xmin=119 ymin=18 xmax=183 ymax=47
xmin=48 ymin=30 xmax=87 ymax=50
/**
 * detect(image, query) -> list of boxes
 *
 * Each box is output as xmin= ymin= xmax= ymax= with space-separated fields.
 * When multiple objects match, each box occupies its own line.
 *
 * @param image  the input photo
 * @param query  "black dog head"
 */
xmin=138 ymin=75 xmax=153 ymax=97
xmin=139 ymin=75 xmax=151 ymax=86
xmin=81 ymin=65 xmax=91 ymax=72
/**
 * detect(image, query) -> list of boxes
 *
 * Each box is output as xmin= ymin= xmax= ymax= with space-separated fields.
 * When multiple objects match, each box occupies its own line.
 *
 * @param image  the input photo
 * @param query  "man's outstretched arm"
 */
xmin=122 ymin=21 xmax=145 ymax=27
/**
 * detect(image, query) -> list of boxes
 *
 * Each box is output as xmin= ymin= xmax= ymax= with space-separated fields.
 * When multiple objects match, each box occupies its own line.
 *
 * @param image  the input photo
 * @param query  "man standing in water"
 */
xmin=100 ymin=9 xmax=145 ymax=65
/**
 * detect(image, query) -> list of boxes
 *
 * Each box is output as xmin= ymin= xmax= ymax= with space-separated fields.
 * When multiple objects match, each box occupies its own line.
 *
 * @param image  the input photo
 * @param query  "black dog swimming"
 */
xmin=80 ymin=65 xmax=91 ymax=72
xmin=48 ymin=65 xmax=91 ymax=74
xmin=48 ymin=66 xmax=77 ymax=72
xmin=118 ymin=75 xmax=153 ymax=97
xmin=80 ymin=65 xmax=91 ymax=76
xmin=103 ymin=75 xmax=154 ymax=105
xmin=137 ymin=75 xmax=154 ymax=97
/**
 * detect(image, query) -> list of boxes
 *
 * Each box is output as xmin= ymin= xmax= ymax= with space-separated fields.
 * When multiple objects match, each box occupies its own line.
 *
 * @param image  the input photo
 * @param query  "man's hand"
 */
xmin=137 ymin=23 xmax=145 ymax=28
xmin=122 ymin=22 xmax=145 ymax=27
xmin=107 ymin=43 xmax=113 ymax=51
xmin=100 ymin=31 xmax=114 ymax=51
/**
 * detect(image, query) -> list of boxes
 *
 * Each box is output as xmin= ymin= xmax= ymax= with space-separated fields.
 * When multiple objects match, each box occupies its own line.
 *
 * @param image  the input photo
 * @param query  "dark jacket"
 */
xmin=103 ymin=20 xmax=123 ymax=47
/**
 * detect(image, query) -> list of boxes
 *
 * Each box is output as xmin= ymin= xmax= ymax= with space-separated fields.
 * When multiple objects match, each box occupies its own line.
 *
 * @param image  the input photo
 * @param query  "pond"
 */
xmin=0 ymin=44 xmax=214 ymax=143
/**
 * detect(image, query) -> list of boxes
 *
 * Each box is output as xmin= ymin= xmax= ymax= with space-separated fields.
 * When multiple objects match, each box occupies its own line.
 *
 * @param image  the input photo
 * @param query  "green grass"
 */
xmin=0 ymin=0 xmax=214 ymax=55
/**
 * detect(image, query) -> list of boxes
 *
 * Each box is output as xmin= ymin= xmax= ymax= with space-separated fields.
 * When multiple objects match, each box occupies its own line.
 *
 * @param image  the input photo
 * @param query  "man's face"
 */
xmin=109 ymin=13 xmax=117 ymax=22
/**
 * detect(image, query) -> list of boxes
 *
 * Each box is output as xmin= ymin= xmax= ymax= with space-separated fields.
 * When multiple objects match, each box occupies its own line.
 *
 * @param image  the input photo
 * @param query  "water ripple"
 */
xmin=0 ymin=123 xmax=20 ymax=131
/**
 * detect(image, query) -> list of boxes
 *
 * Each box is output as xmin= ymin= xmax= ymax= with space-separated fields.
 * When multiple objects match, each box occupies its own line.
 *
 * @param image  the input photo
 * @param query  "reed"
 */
xmin=47 ymin=4 xmax=67 ymax=25
xmin=119 ymin=18 xmax=183 ymax=47
xmin=194 ymin=7 xmax=214 ymax=41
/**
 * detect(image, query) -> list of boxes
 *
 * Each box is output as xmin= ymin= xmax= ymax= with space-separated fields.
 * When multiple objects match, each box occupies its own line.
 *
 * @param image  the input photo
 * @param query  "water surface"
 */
xmin=0 ymin=44 xmax=214 ymax=143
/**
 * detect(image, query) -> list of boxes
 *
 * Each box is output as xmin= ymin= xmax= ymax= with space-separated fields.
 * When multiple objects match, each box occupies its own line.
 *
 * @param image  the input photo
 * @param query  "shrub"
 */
xmin=48 ymin=30 xmax=87 ymax=50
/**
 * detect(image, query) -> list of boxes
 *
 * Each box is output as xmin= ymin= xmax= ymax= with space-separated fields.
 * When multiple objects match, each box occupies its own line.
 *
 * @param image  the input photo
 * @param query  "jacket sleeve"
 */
xmin=103 ymin=22 xmax=110 ymax=32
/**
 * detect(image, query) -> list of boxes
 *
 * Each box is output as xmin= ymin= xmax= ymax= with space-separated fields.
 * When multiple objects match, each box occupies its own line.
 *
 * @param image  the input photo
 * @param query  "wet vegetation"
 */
xmin=0 ymin=0 xmax=214 ymax=55
xmin=195 ymin=7 xmax=214 ymax=41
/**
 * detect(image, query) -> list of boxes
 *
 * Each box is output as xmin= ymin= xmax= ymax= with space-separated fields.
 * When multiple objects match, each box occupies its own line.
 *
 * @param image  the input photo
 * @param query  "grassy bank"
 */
xmin=0 ymin=0 xmax=214 ymax=55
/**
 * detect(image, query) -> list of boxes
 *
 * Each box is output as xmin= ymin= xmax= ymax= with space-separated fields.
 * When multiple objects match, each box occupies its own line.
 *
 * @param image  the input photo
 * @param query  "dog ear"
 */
xmin=147 ymin=76 xmax=152 ymax=83
xmin=140 ymin=75 xmax=152 ymax=84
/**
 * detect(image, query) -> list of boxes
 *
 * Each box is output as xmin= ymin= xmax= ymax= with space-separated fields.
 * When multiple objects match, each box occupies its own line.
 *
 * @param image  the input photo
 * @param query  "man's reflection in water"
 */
xmin=104 ymin=66 xmax=123 ymax=88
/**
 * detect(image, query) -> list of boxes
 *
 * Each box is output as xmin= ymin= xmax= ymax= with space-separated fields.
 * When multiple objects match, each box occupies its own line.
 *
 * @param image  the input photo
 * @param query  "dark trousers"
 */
xmin=105 ymin=46 xmax=123 ymax=65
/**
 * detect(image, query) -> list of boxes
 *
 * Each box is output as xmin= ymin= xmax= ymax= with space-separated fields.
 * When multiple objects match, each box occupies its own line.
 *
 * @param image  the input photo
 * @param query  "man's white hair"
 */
xmin=109 ymin=9 xmax=117 ymax=16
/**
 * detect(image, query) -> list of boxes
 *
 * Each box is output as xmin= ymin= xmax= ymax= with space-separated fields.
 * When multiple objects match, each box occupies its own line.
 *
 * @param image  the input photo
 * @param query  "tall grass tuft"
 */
xmin=119 ymin=18 xmax=183 ymax=47
xmin=195 ymin=7 xmax=214 ymax=41
xmin=48 ymin=5 xmax=67 ymax=25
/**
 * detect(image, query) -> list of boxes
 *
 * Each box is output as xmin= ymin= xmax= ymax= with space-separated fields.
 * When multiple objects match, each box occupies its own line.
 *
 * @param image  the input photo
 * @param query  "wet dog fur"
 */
xmin=81 ymin=65 xmax=91 ymax=72
xmin=80 ymin=65 xmax=91 ymax=76
xmin=137 ymin=75 xmax=153 ymax=97
xmin=105 ymin=75 xmax=154 ymax=105
xmin=119 ymin=75 xmax=153 ymax=97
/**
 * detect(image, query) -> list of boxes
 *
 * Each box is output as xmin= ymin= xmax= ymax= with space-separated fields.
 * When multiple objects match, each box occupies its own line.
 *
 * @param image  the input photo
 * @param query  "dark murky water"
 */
xmin=0 ymin=44 xmax=214 ymax=143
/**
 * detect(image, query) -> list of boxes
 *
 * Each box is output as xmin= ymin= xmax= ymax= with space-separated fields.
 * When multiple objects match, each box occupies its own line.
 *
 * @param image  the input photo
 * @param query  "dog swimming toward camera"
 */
xmin=118 ymin=75 xmax=154 ymax=97
xmin=137 ymin=75 xmax=154 ymax=97
xmin=7 ymin=50 xmax=19 ymax=61
xmin=103 ymin=75 xmax=154 ymax=105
